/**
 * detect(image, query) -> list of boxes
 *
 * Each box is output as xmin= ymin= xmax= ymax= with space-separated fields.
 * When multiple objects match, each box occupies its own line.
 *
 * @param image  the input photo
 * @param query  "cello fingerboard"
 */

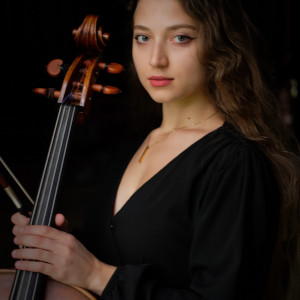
xmin=9 ymin=104 xmax=78 ymax=300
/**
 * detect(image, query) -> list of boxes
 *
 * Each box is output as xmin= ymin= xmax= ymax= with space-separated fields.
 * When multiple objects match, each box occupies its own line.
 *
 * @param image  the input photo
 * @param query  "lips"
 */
xmin=149 ymin=76 xmax=174 ymax=87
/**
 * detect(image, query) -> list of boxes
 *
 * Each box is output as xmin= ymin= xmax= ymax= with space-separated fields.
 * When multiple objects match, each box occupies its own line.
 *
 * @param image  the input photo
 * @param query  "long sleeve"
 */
xmin=100 ymin=143 xmax=279 ymax=300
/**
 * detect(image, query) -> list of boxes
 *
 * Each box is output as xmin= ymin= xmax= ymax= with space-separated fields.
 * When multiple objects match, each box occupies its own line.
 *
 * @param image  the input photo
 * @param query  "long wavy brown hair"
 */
xmin=126 ymin=0 xmax=300 ymax=298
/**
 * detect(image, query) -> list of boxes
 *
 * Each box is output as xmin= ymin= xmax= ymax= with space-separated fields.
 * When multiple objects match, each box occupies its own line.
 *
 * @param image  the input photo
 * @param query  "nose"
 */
xmin=149 ymin=42 xmax=168 ymax=68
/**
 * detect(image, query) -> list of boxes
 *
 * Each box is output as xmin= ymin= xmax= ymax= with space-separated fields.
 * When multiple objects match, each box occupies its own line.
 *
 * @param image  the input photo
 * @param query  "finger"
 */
xmin=14 ymin=225 xmax=72 ymax=250
xmin=55 ymin=213 xmax=69 ymax=232
xmin=14 ymin=259 xmax=54 ymax=277
xmin=14 ymin=233 xmax=56 ymax=251
xmin=12 ymin=225 xmax=25 ymax=236
xmin=11 ymin=212 xmax=30 ymax=226
xmin=12 ymin=248 xmax=54 ymax=264
xmin=22 ymin=225 xmax=68 ymax=241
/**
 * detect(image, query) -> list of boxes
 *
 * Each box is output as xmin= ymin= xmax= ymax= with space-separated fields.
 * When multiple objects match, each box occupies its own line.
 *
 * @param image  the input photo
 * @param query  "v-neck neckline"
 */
xmin=112 ymin=122 xmax=227 ymax=220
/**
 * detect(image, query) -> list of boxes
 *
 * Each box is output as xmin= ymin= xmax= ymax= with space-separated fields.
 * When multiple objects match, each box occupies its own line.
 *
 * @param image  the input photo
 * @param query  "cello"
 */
xmin=1 ymin=14 xmax=123 ymax=299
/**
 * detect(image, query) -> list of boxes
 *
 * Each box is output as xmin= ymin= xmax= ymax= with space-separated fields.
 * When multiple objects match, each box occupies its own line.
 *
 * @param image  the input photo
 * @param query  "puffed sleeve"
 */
xmin=100 ymin=145 xmax=279 ymax=300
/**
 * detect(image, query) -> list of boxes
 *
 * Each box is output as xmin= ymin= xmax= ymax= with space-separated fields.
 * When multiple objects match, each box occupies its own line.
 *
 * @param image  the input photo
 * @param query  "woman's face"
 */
xmin=132 ymin=0 xmax=209 ymax=105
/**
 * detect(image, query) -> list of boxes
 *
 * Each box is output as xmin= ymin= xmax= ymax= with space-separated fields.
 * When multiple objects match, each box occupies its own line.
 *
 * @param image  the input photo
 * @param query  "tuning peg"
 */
xmin=46 ymin=59 xmax=69 ymax=77
xmin=33 ymin=88 xmax=84 ymax=101
xmin=72 ymin=81 xmax=120 ymax=94
xmin=98 ymin=62 xmax=124 ymax=74
xmin=34 ymin=84 xmax=120 ymax=101
xmin=92 ymin=84 xmax=121 ymax=94
xmin=33 ymin=88 xmax=60 ymax=99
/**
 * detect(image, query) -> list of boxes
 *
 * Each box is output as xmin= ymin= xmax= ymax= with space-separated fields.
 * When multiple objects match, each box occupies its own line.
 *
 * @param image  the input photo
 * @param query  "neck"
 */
xmin=160 ymin=97 xmax=219 ymax=131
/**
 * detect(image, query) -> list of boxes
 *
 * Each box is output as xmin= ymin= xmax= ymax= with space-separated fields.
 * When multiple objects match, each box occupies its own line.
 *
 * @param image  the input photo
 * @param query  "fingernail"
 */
xmin=11 ymin=250 xmax=17 ymax=257
xmin=14 ymin=237 xmax=18 ymax=244
xmin=15 ymin=261 xmax=20 ymax=268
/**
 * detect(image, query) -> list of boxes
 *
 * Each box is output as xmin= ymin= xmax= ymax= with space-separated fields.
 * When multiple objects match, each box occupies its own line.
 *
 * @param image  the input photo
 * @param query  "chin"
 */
xmin=146 ymin=90 xmax=179 ymax=104
xmin=149 ymin=95 xmax=175 ymax=104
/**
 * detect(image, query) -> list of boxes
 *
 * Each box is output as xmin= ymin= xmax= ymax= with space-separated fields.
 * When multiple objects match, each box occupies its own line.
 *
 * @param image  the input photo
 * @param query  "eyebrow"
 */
xmin=133 ymin=24 xmax=198 ymax=31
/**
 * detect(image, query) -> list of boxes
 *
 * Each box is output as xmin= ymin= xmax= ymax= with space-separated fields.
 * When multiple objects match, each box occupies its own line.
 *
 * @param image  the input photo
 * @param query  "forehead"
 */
xmin=134 ymin=0 xmax=200 ymax=29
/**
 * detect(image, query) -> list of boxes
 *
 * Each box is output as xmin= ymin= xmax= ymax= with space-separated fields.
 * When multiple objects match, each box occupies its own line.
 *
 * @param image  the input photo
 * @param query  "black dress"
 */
xmin=78 ymin=122 xmax=279 ymax=300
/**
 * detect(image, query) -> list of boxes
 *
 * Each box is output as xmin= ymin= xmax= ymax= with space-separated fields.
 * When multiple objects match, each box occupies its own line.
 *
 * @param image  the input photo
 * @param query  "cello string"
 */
xmin=31 ymin=104 xmax=65 ymax=224
xmin=32 ymin=61 xmax=84 ymax=224
xmin=33 ymin=104 xmax=77 ymax=226
xmin=42 ymin=105 xmax=76 ymax=226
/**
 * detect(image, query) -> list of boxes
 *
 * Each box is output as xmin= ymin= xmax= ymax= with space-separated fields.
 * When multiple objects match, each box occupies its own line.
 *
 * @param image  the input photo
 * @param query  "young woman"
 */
xmin=11 ymin=0 xmax=300 ymax=299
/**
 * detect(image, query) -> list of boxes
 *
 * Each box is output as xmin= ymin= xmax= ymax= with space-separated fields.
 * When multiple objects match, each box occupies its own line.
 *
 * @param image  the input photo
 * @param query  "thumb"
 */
xmin=55 ymin=213 xmax=69 ymax=232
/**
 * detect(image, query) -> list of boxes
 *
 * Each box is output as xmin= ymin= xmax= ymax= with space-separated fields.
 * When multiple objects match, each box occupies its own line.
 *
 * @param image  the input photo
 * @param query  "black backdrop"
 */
xmin=1 ymin=0 xmax=299 ymax=268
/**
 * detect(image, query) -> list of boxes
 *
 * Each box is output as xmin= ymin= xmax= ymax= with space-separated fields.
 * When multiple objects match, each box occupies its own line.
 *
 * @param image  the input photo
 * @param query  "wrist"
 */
xmin=87 ymin=258 xmax=117 ymax=296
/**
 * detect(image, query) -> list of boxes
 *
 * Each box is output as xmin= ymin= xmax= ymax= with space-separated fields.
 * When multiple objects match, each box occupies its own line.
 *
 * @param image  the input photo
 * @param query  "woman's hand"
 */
xmin=11 ymin=212 xmax=69 ymax=236
xmin=11 ymin=213 xmax=116 ymax=295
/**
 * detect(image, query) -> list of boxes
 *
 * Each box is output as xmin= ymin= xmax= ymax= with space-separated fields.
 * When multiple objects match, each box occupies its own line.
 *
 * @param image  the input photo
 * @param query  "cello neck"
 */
xmin=9 ymin=104 xmax=78 ymax=300
xmin=31 ymin=104 xmax=77 ymax=227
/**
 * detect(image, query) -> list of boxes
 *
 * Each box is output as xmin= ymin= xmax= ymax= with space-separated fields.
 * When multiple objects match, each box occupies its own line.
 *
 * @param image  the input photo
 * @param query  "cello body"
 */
xmin=1 ymin=270 xmax=96 ymax=299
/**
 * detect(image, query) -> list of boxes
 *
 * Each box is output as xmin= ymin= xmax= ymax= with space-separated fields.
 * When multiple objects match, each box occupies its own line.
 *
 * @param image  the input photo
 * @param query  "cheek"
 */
xmin=178 ymin=63 xmax=207 ymax=98
xmin=132 ymin=45 xmax=144 ymax=68
xmin=175 ymin=47 xmax=204 ymax=76
xmin=132 ymin=51 xmax=145 ymax=80
xmin=187 ymin=59 xmax=206 ymax=86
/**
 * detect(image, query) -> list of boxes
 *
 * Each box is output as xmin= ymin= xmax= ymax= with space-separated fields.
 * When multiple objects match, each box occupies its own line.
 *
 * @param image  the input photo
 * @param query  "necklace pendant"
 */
xmin=139 ymin=145 xmax=149 ymax=163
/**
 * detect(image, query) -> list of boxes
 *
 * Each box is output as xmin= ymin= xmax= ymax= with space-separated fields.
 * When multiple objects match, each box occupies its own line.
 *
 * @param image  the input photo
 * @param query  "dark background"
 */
xmin=1 ymin=0 xmax=299 ymax=268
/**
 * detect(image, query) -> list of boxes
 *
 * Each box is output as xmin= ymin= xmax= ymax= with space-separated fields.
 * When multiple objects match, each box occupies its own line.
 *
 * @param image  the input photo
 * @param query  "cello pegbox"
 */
xmin=34 ymin=15 xmax=123 ymax=110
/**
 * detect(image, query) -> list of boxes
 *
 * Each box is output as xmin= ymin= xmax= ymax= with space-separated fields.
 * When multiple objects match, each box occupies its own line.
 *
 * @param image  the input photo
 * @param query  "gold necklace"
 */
xmin=138 ymin=111 xmax=218 ymax=163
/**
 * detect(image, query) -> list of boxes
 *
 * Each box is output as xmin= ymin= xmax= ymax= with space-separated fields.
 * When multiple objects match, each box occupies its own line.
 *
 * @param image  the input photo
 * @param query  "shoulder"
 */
xmin=194 ymin=122 xmax=273 ymax=173
xmin=205 ymin=122 xmax=258 ymax=151
xmin=206 ymin=122 xmax=264 ymax=153
xmin=193 ymin=123 xmax=279 ymax=209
